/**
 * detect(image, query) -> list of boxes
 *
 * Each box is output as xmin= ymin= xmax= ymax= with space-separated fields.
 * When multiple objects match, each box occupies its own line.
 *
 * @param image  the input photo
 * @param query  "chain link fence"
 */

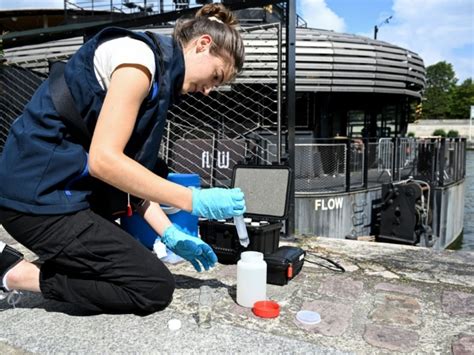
xmin=294 ymin=139 xmax=366 ymax=193
xmin=0 ymin=65 xmax=46 ymax=153
xmin=161 ymin=24 xmax=283 ymax=187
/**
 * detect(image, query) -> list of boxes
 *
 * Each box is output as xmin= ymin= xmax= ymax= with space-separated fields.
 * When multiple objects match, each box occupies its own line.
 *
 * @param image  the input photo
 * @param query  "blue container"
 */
xmin=121 ymin=173 xmax=200 ymax=249
xmin=163 ymin=173 xmax=200 ymax=237
xmin=121 ymin=213 xmax=157 ymax=249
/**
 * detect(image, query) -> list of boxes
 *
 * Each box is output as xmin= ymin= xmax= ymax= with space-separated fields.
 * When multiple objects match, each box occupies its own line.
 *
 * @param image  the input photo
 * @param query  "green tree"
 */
xmin=447 ymin=130 xmax=459 ymax=138
xmin=449 ymin=78 xmax=474 ymax=119
xmin=433 ymin=128 xmax=447 ymax=137
xmin=423 ymin=61 xmax=457 ymax=119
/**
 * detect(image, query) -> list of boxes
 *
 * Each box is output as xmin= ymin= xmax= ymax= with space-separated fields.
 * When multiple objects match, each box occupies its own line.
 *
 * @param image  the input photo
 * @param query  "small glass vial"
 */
xmin=198 ymin=285 xmax=213 ymax=329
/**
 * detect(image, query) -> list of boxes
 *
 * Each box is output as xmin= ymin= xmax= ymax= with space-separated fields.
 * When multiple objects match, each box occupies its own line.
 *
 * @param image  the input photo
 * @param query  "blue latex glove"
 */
xmin=161 ymin=225 xmax=218 ymax=272
xmin=191 ymin=187 xmax=246 ymax=220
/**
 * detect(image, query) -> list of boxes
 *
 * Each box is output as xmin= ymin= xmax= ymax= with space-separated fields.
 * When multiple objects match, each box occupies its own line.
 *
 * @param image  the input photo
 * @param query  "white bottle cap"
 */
xmin=240 ymin=251 xmax=264 ymax=262
xmin=168 ymin=318 xmax=182 ymax=331
xmin=296 ymin=310 xmax=321 ymax=325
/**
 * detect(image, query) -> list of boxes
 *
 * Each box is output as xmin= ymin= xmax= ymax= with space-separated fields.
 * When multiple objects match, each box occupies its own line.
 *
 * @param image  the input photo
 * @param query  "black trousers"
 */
xmin=0 ymin=208 xmax=175 ymax=314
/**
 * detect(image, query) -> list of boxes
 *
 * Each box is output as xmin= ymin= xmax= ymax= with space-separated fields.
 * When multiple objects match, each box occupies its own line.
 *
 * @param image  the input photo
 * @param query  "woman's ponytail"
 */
xmin=174 ymin=3 xmax=245 ymax=75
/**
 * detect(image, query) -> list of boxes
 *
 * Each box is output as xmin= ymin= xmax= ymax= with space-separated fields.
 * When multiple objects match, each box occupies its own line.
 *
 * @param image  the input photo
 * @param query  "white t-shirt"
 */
xmin=93 ymin=36 xmax=156 ymax=91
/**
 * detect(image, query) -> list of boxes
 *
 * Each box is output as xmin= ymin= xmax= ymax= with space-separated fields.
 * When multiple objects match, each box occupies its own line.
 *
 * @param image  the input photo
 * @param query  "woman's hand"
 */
xmin=191 ymin=187 xmax=246 ymax=219
xmin=161 ymin=225 xmax=218 ymax=272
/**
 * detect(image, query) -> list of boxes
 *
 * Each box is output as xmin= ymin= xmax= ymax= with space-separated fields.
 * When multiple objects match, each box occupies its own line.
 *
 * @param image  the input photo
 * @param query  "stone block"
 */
xmin=318 ymin=277 xmax=364 ymax=299
xmin=369 ymin=294 xmax=421 ymax=326
xmin=364 ymin=324 xmax=419 ymax=352
xmin=452 ymin=334 xmax=474 ymax=355
xmin=442 ymin=291 xmax=474 ymax=316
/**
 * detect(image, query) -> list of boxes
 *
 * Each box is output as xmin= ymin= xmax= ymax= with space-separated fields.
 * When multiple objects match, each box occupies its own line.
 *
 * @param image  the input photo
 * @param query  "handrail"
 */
xmin=293 ymin=137 xmax=467 ymax=194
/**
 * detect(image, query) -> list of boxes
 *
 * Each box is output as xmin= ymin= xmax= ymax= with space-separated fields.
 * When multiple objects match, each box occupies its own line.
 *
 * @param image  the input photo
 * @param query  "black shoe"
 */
xmin=0 ymin=242 xmax=24 ymax=292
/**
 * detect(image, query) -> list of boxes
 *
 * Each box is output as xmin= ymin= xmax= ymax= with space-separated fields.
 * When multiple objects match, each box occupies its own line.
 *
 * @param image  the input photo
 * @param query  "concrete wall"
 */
xmin=295 ymin=188 xmax=381 ymax=238
xmin=408 ymin=119 xmax=473 ymax=139
xmin=432 ymin=180 xmax=465 ymax=249
xmin=295 ymin=180 xmax=466 ymax=250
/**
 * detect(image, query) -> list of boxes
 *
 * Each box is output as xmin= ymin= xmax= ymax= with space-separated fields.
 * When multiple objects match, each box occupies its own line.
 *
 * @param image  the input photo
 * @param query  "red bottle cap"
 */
xmin=252 ymin=300 xmax=280 ymax=318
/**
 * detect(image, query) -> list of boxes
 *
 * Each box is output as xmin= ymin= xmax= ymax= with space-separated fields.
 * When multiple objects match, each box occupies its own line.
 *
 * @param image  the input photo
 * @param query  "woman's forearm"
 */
xmin=138 ymin=201 xmax=173 ymax=236
xmin=90 ymin=150 xmax=192 ymax=212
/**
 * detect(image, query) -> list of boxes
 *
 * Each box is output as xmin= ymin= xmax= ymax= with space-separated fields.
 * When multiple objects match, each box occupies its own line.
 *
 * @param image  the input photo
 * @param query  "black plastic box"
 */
xmin=264 ymin=246 xmax=306 ymax=285
xmin=199 ymin=219 xmax=281 ymax=264
xmin=200 ymin=165 xmax=292 ymax=264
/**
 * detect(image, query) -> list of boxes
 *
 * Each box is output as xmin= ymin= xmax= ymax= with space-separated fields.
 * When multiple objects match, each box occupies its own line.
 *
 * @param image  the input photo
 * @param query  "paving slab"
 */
xmin=1 ymin=226 xmax=473 ymax=354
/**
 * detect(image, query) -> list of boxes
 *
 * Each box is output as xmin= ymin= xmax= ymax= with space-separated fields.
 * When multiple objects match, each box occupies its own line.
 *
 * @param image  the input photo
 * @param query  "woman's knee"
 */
xmin=133 ymin=267 xmax=176 ymax=314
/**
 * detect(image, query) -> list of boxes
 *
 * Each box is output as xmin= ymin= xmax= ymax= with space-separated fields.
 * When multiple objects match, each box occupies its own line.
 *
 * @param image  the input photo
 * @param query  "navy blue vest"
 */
xmin=0 ymin=27 xmax=184 ymax=214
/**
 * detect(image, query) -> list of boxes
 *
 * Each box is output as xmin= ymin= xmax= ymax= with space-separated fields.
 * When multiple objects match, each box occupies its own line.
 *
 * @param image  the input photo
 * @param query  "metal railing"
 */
xmin=293 ymin=137 xmax=467 ymax=194
xmin=65 ymin=0 xmax=197 ymax=14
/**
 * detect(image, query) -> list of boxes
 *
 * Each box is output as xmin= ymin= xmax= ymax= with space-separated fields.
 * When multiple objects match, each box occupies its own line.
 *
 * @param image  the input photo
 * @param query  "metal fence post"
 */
xmin=363 ymin=138 xmax=368 ymax=189
xmin=345 ymin=139 xmax=351 ymax=192
xmin=438 ymin=138 xmax=445 ymax=187
xmin=286 ymin=0 xmax=296 ymax=237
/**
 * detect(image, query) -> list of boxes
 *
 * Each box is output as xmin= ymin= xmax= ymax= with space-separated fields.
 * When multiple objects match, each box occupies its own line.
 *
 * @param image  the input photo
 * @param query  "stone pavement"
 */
xmin=1 ymin=226 xmax=473 ymax=354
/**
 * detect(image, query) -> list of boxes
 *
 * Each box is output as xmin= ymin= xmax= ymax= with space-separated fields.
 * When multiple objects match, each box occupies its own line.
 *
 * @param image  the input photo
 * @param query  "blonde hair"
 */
xmin=174 ymin=3 xmax=245 ymax=75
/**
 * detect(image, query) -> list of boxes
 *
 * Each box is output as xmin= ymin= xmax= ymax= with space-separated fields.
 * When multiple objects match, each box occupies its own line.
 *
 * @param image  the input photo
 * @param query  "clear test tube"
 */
xmin=234 ymin=215 xmax=249 ymax=247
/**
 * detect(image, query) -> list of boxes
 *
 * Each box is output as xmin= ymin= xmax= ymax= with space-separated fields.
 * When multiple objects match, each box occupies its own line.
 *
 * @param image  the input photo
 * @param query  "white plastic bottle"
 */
xmin=234 ymin=215 xmax=249 ymax=247
xmin=236 ymin=251 xmax=267 ymax=308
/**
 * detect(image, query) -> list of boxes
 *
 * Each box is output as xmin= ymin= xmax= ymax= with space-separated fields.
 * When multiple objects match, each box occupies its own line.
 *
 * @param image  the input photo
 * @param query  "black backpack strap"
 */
xmin=48 ymin=61 xmax=91 ymax=150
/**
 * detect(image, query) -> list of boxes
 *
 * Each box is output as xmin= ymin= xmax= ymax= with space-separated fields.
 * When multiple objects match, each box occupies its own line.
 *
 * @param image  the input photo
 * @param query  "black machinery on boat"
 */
xmin=373 ymin=179 xmax=435 ymax=247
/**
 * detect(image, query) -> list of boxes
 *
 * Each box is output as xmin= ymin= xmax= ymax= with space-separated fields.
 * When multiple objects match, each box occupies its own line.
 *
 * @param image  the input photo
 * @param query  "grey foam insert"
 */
xmin=233 ymin=167 xmax=290 ymax=218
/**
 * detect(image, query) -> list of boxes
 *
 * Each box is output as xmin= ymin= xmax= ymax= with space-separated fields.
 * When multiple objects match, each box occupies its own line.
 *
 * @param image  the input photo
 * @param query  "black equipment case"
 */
xmin=264 ymin=246 xmax=306 ymax=285
xmin=199 ymin=165 xmax=292 ymax=264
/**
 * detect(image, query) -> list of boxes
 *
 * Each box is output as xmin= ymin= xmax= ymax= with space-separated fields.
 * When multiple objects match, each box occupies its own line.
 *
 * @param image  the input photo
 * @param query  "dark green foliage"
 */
xmin=423 ymin=61 xmax=457 ymax=119
xmin=432 ymin=129 xmax=447 ymax=137
xmin=447 ymin=130 xmax=459 ymax=138
xmin=449 ymin=78 xmax=474 ymax=119
xmin=422 ymin=61 xmax=473 ymax=120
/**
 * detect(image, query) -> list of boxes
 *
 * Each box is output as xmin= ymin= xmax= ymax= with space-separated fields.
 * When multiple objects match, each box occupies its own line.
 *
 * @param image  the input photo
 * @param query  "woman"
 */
xmin=0 ymin=3 xmax=245 ymax=314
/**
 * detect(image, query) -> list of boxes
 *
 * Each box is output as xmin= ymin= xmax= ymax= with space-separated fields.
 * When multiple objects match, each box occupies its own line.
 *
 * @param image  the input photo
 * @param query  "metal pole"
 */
xmin=470 ymin=105 xmax=473 ymax=142
xmin=277 ymin=22 xmax=282 ymax=163
xmin=373 ymin=25 xmax=378 ymax=40
xmin=345 ymin=139 xmax=351 ymax=192
xmin=286 ymin=0 xmax=296 ymax=237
